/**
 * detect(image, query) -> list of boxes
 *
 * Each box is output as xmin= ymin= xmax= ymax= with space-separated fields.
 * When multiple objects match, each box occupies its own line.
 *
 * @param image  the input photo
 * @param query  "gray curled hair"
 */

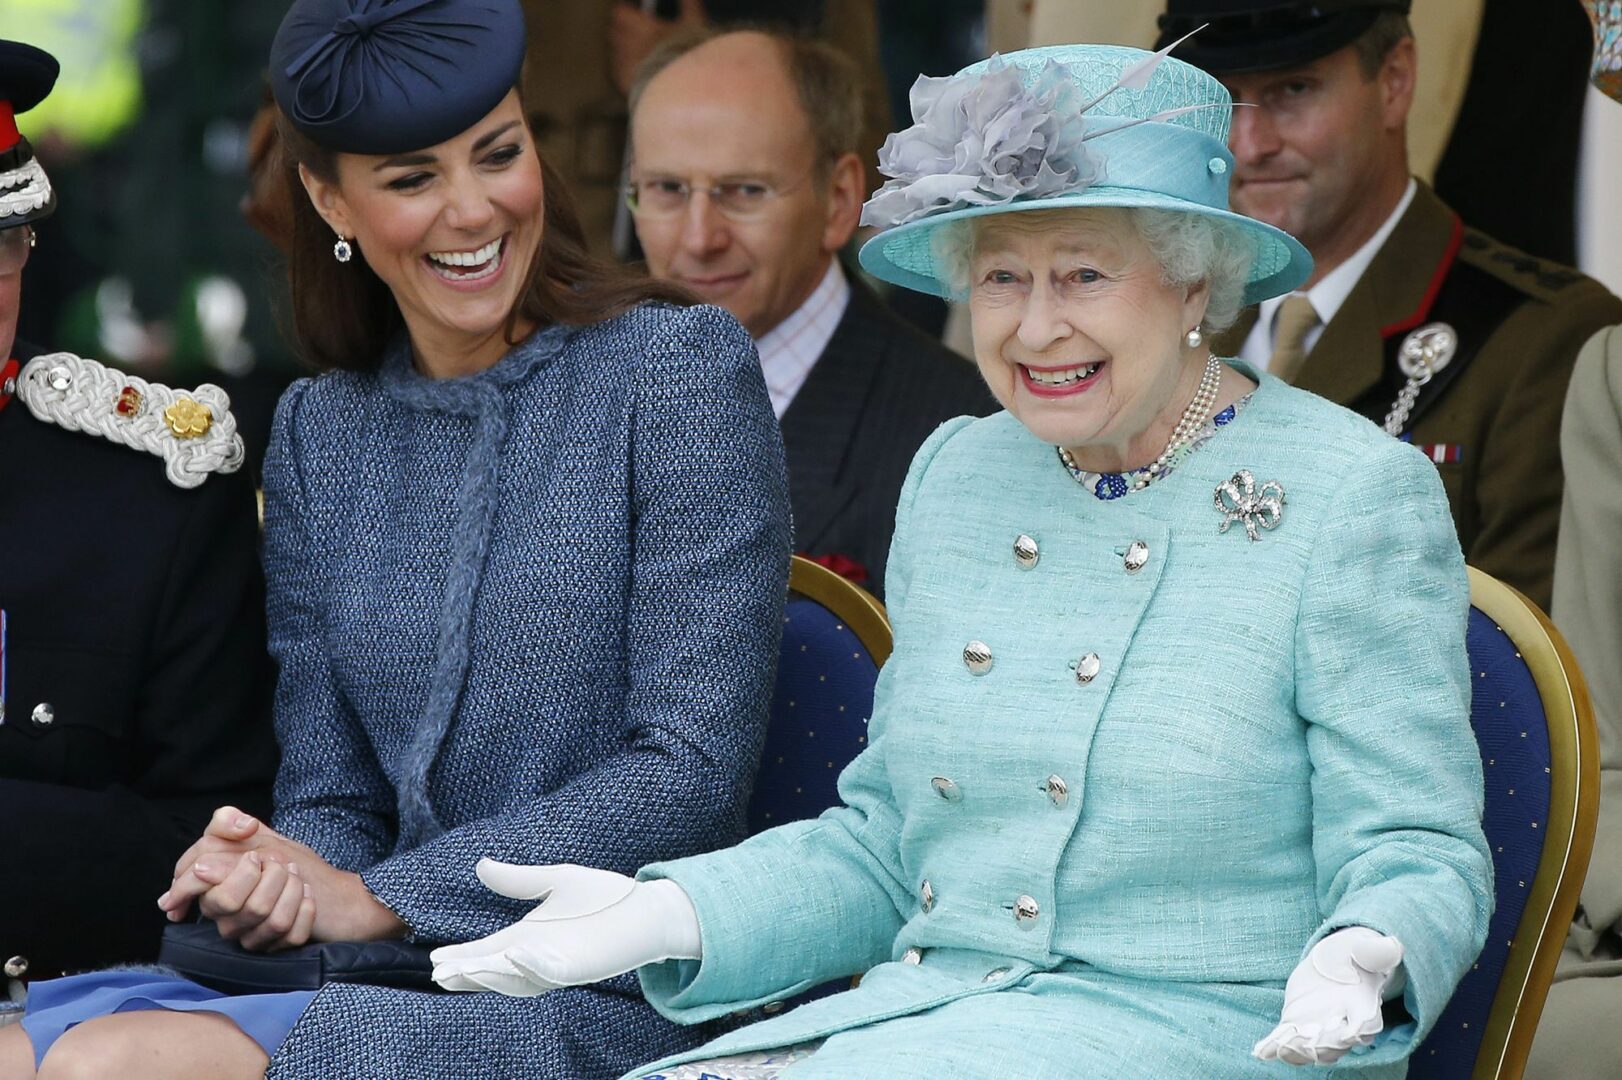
xmin=931 ymin=208 xmax=1256 ymax=333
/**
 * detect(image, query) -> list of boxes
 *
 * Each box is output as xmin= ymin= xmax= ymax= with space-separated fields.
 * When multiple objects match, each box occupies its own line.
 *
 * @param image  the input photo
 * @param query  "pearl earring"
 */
xmin=1184 ymin=326 xmax=1204 ymax=349
xmin=333 ymin=234 xmax=353 ymax=263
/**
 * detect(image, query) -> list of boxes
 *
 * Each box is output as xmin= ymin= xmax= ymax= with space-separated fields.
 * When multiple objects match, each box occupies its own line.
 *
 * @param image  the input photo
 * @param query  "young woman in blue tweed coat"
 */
xmin=0 ymin=2 xmax=790 ymax=1078
xmin=431 ymin=43 xmax=1495 ymax=1079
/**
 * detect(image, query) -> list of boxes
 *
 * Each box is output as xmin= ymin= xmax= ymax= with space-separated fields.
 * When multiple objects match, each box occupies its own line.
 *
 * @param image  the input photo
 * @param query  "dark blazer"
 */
xmin=1214 ymin=183 xmax=1622 ymax=611
xmin=778 ymin=281 xmax=997 ymax=597
xmin=0 ymin=341 xmax=276 ymax=981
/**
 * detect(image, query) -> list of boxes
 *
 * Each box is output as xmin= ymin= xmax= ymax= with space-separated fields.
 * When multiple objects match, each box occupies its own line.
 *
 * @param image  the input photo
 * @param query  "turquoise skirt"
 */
xmin=20 ymin=970 xmax=314 ymax=1068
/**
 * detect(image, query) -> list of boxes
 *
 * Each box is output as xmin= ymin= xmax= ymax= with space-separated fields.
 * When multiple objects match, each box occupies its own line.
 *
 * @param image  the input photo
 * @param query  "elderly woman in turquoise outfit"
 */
xmin=431 ymin=42 xmax=1494 ymax=1079
xmin=0 ymin=1 xmax=790 ymax=1078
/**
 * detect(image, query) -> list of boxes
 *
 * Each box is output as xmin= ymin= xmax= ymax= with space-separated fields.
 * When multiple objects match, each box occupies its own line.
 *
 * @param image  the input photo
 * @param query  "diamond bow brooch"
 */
xmin=1214 ymin=470 xmax=1286 ymax=541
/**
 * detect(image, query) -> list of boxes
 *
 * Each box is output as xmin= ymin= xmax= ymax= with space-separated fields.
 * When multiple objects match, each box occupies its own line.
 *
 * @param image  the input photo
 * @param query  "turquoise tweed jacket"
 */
xmin=635 ymin=368 xmax=1493 ymax=1079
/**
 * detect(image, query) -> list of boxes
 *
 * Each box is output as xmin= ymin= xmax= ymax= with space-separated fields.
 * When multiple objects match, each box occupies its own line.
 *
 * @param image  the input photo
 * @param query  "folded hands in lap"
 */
xmin=157 ymin=805 xmax=406 ymax=951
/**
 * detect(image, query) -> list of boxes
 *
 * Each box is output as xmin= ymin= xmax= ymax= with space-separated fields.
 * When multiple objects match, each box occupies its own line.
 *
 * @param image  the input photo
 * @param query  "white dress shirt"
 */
xmin=1240 ymin=179 xmax=1418 ymax=370
xmin=756 ymin=259 xmax=852 ymax=419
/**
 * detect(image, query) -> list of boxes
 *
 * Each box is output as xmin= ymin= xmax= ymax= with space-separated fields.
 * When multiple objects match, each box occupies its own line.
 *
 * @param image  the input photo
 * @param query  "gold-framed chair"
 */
xmin=787 ymin=554 xmax=891 ymax=665
xmin=1410 ymin=567 xmax=1600 ymax=1079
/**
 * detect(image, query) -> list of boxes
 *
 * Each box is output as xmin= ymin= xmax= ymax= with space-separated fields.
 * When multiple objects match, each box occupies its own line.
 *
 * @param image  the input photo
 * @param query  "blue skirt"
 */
xmin=20 ymin=971 xmax=314 ymax=1069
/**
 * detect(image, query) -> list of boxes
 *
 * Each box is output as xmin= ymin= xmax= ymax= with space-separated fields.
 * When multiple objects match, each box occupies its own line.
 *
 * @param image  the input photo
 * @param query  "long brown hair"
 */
xmin=274 ymin=100 xmax=694 ymax=372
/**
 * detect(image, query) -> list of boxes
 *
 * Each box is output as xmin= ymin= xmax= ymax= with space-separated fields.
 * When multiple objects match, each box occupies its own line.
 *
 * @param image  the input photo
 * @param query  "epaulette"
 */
xmin=1457 ymin=229 xmax=1599 ymax=304
xmin=14 ymin=352 xmax=244 ymax=489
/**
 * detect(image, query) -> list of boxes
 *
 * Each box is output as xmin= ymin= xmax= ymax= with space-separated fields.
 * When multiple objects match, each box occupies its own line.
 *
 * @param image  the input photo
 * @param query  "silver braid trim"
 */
xmin=0 ymin=160 xmax=52 ymax=219
xmin=17 ymin=352 xmax=245 ymax=489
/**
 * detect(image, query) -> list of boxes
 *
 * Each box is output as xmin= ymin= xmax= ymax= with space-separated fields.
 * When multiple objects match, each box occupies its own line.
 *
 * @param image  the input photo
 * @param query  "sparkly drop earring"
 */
xmin=1184 ymin=325 xmax=1204 ymax=349
xmin=333 ymin=233 xmax=354 ymax=263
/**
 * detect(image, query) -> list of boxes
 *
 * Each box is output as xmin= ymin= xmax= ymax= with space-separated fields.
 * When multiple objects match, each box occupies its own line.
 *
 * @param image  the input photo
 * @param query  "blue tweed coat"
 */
xmin=258 ymin=304 xmax=792 ymax=1078
xmin=632 ymin=368 xmax=1493 ymax=1079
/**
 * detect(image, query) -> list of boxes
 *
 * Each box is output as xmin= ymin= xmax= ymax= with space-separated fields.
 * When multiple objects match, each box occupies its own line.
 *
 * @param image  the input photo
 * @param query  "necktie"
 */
xmin=1269 ymin=293 xmax=1320 ymax=384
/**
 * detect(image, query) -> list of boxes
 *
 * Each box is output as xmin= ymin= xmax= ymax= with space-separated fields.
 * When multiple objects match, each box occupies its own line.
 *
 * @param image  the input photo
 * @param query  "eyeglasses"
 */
xmin=0 ymin=226 xmax=36 ymax=275
xmin=624 ymin=169 xmax=817 ymax=222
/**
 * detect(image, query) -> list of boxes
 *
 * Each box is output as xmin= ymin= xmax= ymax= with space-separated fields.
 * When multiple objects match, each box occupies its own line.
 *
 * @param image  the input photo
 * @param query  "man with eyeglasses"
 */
xmin=0 ymin=39 xmax=274 ymax=1010
xmin=1156 ymin=0 xmax=1621 ymax=612
xmin=626 ymin=28 xmax=994 ymax=597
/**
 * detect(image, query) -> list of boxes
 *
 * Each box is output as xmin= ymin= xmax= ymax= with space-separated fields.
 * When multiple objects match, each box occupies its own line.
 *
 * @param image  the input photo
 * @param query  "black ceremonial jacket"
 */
xmin=0 ymin=341 xmax=275 ymax=981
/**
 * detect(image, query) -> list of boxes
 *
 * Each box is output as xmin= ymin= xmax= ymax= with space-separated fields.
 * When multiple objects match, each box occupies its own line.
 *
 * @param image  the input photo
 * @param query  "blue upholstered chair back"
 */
xmin=1408 ymin=568 xmax=1597 ymax=1080
xmin=748 ymin=556 xmax=891 ymax=834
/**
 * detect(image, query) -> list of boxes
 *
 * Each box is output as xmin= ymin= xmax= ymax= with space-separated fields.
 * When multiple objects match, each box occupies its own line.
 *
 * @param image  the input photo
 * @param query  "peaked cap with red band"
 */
xmin=0 ymin=39 xmax=59 ymax=230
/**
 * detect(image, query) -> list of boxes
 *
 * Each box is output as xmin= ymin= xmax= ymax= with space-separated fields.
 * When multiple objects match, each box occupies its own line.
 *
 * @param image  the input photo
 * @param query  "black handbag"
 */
xmin=158 ymin=922 xmax=437 ymax=996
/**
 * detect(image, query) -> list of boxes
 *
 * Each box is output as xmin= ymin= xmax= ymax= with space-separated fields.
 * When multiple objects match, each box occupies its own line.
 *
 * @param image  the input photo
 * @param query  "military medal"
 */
xmin=1410 ymin=442 xmax=1464 ymax=464
xmin=1383 ymin=322 xmax=1457 ymax=437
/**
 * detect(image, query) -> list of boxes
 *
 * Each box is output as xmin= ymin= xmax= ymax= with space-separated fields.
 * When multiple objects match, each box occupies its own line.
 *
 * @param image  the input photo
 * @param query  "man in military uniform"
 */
xmin=0 ymin=39 xmax=275 ymax=1006
xmin=1157 ymin=0 xmax=1622 ymax=610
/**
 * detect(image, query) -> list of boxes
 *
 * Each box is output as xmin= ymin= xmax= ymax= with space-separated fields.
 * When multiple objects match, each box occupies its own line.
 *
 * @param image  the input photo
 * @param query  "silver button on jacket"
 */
xmin=3 ymin=956 xmax=28 ymax=978
xmin=902 ymin=947 xmax=923 ymax=964
xmin=1013 ymin=534 xmax=1039 ymax=569
xmin=1042 ymin=775 xmax=1069 ymax=807
xmin=1124 ymin=539 xmax=1150 ymax=573
xmin=1014 ymin=895 xmax=1040 ymax=926
xmin=1074 ymin=653 xmax=1101 ymax=684
xmin=30 ymin=702 xmax=54 ymax=727
xmin=963 ymin=641 xmax=993 ymax=675
xmin=931 ymin=776 xmax=962 ymax=801
xmin=921 ymin=879 xmax=935 ymax=912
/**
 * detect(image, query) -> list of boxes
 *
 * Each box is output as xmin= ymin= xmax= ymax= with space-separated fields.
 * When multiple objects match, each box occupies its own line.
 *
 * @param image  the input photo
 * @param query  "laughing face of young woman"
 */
xmin=966 ymin=207 xmax=1212 ymax=473
xmin=301 ymin=89 xmax=545 ymax=374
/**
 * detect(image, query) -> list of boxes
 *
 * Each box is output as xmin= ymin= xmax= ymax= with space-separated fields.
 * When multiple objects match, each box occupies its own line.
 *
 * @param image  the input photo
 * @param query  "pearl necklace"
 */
xmin=1059 ymin=353 xmax=1224 ymax=492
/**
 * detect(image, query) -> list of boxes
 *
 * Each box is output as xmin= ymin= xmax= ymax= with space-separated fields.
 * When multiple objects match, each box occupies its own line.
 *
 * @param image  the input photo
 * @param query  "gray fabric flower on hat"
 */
xmin=861 ymin=56 xmax=1104 ymax=229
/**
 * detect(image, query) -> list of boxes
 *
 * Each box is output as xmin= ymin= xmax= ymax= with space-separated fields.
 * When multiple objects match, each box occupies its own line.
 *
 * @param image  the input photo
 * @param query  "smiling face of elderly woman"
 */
xmin=960 ymin=207 xmax=1249 ymax=473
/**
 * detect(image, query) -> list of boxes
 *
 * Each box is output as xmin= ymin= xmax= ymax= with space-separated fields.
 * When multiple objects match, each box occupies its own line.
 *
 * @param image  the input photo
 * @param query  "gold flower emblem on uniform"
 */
xmin=163 ymin=397 xmax=214 ymax=439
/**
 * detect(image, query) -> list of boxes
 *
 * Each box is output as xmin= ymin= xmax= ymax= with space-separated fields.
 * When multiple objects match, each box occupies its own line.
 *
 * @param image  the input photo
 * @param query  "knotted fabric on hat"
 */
xmin=270 ymin=0 xmax=526 ymax=155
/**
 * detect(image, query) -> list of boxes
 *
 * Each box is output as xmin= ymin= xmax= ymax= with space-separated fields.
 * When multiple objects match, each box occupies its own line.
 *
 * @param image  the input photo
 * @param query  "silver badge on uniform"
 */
xmin=1384 ymin=322 xmax=1458 ymax=436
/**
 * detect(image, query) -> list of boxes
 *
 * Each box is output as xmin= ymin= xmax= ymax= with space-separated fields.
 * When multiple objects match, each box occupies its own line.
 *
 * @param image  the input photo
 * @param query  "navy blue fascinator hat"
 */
xmin=270 ymin=0 xmax=527 ymax=155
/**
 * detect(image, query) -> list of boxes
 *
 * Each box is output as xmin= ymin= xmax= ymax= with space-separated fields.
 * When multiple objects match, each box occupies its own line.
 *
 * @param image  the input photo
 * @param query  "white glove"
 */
xmin=430 ymin=860 xmax=702 ymax=997
xmin=1253 ymin=927 xmax=1406 ymax=1066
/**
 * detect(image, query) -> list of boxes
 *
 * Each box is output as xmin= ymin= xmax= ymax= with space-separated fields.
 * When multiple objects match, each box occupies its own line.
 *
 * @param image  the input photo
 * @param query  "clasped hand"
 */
xmin=1253 ymin=927 xmax=1406 ymax=1066
xmin=157 ymin=805 xmax=404 ymax=952
xmin=431 ymin=860 xmax=701 ymax=996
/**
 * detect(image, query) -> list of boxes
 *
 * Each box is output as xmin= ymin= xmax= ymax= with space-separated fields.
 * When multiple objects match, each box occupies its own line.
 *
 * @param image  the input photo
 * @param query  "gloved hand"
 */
xmin=1253 ymin=926 xmax=1406 ymax=1066
xmin=430 ymin=860 xmax=702 ymax=997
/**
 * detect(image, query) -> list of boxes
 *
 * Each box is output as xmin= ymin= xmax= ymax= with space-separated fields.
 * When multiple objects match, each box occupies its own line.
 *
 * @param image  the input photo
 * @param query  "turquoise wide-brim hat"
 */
xmin=857 ymin=43 xmax=1312 ymax=307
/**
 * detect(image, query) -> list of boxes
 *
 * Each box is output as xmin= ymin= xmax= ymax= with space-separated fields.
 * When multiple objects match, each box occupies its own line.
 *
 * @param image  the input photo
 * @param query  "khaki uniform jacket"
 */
xmin=1213 ymin=183 xmax=1622 ymax=611
xmin=1527 ymin=325 xmax=1622 ymax=1080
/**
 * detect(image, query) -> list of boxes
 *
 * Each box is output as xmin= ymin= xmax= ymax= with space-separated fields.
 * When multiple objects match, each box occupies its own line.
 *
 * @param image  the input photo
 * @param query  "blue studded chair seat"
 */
xmin=748 ymin=595 xmax=881 ymax=834
xmin=1408 ymin=608 xmax=1551 ymax=1078
xmin=1408 ymin=568 xmax=1597 ymax=1079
